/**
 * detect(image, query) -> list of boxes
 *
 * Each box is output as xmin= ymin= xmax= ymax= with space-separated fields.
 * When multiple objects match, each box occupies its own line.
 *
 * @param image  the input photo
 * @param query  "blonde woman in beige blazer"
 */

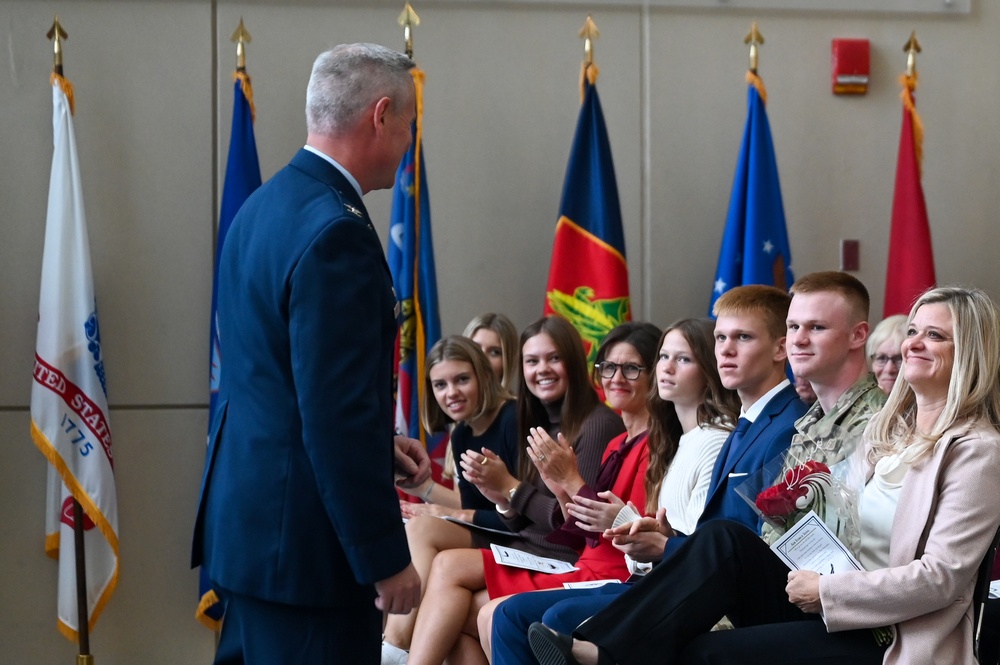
xmin=527 ymin=286 xmax=1000 ymax=665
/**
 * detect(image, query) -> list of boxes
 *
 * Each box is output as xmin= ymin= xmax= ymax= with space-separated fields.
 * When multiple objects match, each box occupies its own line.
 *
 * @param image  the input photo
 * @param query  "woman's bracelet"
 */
xmin=420 ymin=482 xmax=435 ymax=503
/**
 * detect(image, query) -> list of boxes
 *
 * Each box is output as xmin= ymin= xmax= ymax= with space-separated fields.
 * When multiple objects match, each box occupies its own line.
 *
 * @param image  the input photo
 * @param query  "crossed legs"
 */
xmin=382 ymin=516 xmax=474 ymax=652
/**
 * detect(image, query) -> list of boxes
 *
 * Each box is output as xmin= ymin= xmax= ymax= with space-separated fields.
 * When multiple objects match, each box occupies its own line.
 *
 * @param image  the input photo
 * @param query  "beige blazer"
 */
xmin=820 ymin=420 xmax=1000 ymax=665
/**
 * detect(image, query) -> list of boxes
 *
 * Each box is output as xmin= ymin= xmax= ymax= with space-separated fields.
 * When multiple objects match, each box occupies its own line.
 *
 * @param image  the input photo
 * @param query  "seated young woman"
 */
xmin=528 ymin=286 xmax=1000 ymax=665
xmin=484 ymin=318 xmax=740 ymax=664
xmin=401 ymin=312 xmax=521 ymax=515
xmin=401 ymin=316 xmax=627 ymax=665
xmin=382 ymin=336 xmax=518 ymax=663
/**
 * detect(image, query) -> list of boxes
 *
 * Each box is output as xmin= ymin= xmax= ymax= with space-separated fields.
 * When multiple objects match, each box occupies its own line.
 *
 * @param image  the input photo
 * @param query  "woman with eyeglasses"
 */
xmin=402 ymin=319 xmax=654 ymax=665
xmin=867 ymin=314 xmax=906 ymax=394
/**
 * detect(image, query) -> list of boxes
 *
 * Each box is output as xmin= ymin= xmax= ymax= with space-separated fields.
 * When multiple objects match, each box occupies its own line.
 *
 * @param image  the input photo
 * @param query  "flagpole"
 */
xmin=72 ymin=501 xmax=93 ymax=664
xmin=47 ymin=18 xmax=95 ymax=665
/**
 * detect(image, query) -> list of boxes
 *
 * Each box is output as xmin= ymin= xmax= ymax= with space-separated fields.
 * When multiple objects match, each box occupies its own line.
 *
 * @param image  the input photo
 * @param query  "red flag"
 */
xmin=884 ymin=74 xmax=935 ymax=317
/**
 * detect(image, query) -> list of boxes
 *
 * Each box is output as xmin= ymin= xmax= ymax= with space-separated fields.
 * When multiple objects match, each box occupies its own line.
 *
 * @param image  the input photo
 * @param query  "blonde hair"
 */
xmin=421 ymin=336 xmax=512 ymax=434
xmin=868 ymin=286 xmax=1000 ymax=463
xmin=463 ymin=312 xmax=520 ymax=393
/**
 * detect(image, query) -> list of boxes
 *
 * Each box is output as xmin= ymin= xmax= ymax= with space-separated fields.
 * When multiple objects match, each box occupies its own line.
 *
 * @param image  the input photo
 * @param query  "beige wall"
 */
xmin=1 ymin=1 xmax=996 ymax=662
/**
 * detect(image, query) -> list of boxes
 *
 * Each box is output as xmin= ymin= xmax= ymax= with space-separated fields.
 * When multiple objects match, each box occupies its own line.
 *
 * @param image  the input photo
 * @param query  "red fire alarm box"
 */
xmin=832 ymin=39 xmax=870 ymax=95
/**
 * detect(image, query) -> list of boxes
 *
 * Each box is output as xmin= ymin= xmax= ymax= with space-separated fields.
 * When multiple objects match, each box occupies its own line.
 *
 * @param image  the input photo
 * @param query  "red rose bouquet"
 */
xmin=755 ymin=460 xmax=832 ymax=528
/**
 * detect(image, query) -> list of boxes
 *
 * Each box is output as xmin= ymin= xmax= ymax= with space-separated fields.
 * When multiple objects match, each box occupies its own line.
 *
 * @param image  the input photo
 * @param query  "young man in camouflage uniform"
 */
xmin=763 ymin=271 xmax=887 ymax=544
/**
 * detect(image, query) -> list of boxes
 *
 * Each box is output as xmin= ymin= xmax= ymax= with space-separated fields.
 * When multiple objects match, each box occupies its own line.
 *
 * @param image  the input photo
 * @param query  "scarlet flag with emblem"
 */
xmin=544 ymin=62 xmax=630 ymax=365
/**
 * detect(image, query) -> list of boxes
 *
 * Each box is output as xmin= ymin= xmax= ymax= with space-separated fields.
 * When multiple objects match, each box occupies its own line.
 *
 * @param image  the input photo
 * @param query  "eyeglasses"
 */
xmin=871 ymin=354 xmax=903 ymax=368
xmin=595 ymin=361 xmax=647 ymax=380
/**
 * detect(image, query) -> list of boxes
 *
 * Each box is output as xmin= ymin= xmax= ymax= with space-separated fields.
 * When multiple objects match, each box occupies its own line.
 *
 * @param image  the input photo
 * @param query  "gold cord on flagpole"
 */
xmin=230 ymin=19 xmax=256 ymax=122
xmin=901 ymin=31 xmax=924 ymax=177
xmin=744 ymin=22 xmax=767 ymax=104
xmin=398 ymin=3 xmax=420 ymax=60
xmin=579 ymin=15 xmax=600 ymax=103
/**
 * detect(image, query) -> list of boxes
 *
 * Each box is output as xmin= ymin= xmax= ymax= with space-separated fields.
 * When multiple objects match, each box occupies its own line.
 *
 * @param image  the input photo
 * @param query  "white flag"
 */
xmin=30 ymin=77 xmax=119 ymax=642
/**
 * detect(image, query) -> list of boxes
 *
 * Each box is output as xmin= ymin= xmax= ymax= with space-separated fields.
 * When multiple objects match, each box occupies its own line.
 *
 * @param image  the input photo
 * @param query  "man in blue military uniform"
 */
xmin=192 ymin=43 xmax=428 ymax=663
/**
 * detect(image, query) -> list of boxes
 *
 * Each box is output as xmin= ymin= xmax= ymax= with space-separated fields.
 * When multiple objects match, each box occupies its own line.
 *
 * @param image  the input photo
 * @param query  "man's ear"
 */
xmin=850 ymin=320 xmax=870 ymax=350
xmin=372 ymin=96 xmax=392 ymax=135
xmin=773 ymin=336 xmax=788 ymax=363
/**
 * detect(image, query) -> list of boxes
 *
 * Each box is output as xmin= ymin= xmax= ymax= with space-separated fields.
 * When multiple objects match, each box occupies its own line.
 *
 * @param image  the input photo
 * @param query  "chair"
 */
xmin=974 ymin=525 xmax=1000 ymax=662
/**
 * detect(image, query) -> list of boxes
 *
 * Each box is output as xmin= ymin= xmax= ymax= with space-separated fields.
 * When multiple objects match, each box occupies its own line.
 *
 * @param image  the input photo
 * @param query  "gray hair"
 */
xmin=305 ymin=43 xmax=414 ymax=135
xmin=866 ymin=314 xmax=907 ymax=361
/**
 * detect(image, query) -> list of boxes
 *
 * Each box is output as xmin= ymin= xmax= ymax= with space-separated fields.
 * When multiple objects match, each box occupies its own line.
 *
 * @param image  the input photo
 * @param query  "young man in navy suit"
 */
xmin=488 ymin=285 xmax=806 ymax=664
xmin=192 ymin=44 xmax=430 ymax=664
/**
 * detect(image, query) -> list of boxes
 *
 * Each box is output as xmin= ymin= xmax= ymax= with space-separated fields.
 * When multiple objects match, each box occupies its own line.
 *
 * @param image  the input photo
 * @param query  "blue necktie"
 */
xmin=722 ymin=417 xmax=752 ymax=468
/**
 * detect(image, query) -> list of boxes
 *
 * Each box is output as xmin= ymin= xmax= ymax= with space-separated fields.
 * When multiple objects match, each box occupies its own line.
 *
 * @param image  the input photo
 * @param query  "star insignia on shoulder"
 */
xmin=344 ymin=203 xmax=363 ymax=218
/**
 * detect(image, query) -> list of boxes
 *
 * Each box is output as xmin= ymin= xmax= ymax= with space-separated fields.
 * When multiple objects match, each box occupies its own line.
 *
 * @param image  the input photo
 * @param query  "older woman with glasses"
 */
xmin=867 ymin=314 xmax=907 ymax=394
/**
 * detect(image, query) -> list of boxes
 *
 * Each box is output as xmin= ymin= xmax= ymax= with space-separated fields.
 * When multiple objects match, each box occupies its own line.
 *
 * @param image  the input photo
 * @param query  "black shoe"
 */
xmin=528 ymin=622 xmax=579 ymax=665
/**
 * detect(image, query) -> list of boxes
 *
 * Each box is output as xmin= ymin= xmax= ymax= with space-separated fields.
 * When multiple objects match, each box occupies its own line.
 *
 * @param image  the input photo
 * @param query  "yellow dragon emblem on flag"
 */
xmin=546 ymin=286 xmax=630 ymax=366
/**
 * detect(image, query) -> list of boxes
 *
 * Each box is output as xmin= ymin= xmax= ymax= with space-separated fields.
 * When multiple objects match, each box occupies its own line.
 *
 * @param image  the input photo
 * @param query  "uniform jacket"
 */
xmin=821 ymin=420 xmax=1000 ymax=665
xmin=192 ymin=149 xmax=410 ymax=607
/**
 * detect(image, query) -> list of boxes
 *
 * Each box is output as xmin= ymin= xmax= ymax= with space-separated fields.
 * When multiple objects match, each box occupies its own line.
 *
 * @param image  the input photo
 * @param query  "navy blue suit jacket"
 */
xmin=192 ymin=149 xmax=409 ymax=608
xmin=662 ymin=383 xmax=805 ymax=559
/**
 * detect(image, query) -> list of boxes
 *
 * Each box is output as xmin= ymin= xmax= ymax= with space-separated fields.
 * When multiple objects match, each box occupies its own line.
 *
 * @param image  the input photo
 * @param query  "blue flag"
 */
xmin=198 ymin=73 xmax=261 ymax=630
xmin=388 ymin=68 xmax=445 ymax=467
xmin=709 ymin=77 xmax=793 ymax=315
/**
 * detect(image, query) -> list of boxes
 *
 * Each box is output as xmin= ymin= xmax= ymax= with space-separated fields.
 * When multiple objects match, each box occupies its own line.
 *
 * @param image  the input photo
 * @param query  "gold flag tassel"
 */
xmin=233 ymin=71 xmax=256 ymax=123
xmin=50 ymin=72 xmax=76 ymax=116
xmin=899 ymin=73 xmax=923 ymax=175
xmin=746 ymin=70 xmax=768 ymax=105
xmin=900 ymin=30 xmax=924 ymax=177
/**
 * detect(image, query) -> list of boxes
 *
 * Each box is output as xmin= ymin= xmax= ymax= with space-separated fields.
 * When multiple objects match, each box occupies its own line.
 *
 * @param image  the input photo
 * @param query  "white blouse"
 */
xmin=626 ymin=425 xmax=729 ymax=575
xmin=859 ymin=451 xmax=914 ymax=570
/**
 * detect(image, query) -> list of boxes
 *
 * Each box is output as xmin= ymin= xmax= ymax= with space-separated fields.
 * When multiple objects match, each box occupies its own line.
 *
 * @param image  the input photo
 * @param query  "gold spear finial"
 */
xmin=579 ymin=15 xmax=600 ymax=66
xmin=46 ymin=15 xmax=68 ymax=76
xmin=745 ymin=21 xmax=764 ymax=74
xmin=903 ymin=31 xmax=921 ymax=78
xmin=230 ymin=18 xmax=252 ymax=72
xmin=398 ymin=3 xmax=420 ymax=60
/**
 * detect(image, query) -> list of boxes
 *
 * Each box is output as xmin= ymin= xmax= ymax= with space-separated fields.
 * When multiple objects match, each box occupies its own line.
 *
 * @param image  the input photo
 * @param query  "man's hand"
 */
xmin=394 ymin=435 xmax=431 ymax=489
xmin=374 ymin=563 xmax=422 ymax=614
